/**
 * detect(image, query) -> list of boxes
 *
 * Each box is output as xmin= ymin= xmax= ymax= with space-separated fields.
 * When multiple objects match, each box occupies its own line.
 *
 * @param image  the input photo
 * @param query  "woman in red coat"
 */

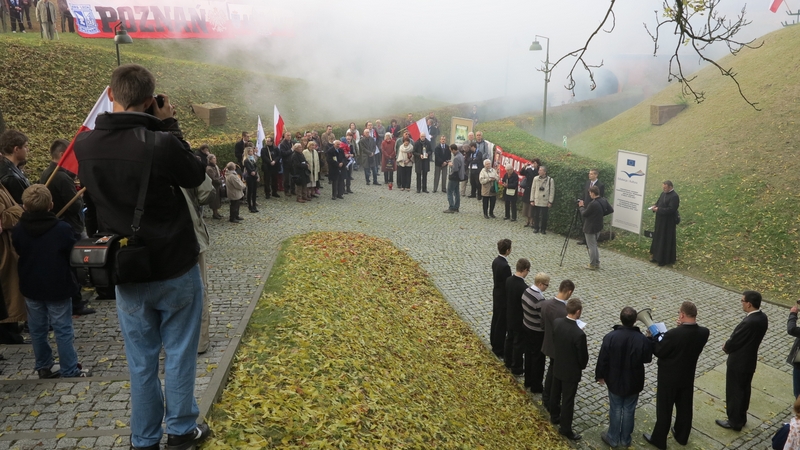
xmin=380 ymin=132 xmax=396 ymax=189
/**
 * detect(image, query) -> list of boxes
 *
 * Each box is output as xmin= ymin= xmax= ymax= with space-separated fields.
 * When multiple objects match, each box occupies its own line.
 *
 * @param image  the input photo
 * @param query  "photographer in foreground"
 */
xmin=74 ymin=64 xmax=209 ymax=450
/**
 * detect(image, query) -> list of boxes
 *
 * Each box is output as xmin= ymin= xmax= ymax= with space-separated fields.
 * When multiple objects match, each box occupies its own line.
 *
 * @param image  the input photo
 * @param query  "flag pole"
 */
xmin=44 ymin=166 xmax=60 ymax=187
xmin=56 ymin=187 xmax=86 ymax=218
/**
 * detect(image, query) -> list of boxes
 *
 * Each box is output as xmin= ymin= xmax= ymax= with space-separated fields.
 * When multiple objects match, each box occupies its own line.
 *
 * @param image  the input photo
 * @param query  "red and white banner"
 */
xmin=493 ymin=145 xmax=537 ymax=196
xmin=407 ymin=118 xmax=430 ymax=141
xmin=58 ymin=87 xmax=113 ymax=174
xmin=274 ymin=105 xmax=285 ymax=145
xmin=67 ymin=0 xmax=257 ymax=39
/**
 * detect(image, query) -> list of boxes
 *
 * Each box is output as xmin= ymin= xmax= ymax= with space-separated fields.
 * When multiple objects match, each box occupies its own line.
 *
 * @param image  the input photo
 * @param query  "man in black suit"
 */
xmin=715 ymin=290 xmax=769 ymax=431
xmin=432 ymin=136 xmax=450 ymax=193
xmin=234 ymin=131 xmax=250 ymax=165
xmin=550 ymin=298 xmax=588 ymax=441
xmin=578 ymin=169 xmax=605 ymax=245
xmin=650 ymin=180 xmax=680 ymax=266
xmin=490 ymin=239 xmax=513 ymax=358
xmin=260 ymin=136 xmax=281 ymax=199
xmin=540 ymin=279 xmax=574 ymax=412
xmin=644 ymin=301 xmax=709 ymax=450
xmin=504 ymin=258 xmax=531 ymax=375
xmin=279 ymin=131 xmax=295 ymax=196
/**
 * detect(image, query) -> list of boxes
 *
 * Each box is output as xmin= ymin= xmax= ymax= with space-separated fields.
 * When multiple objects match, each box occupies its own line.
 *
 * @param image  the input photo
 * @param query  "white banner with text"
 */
xmin=611 ymin=150 xmax=649 ymax=234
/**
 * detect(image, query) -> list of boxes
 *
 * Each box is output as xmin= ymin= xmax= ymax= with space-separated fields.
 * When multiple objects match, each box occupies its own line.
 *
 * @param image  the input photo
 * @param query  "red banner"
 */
xmin=67 ymin=1 xmax=258 ymax=39
xmin=493 ymin=145 xmax=533 ymax=196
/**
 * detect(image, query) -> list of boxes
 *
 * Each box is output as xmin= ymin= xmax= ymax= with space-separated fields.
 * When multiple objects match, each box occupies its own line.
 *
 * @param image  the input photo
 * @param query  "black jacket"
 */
xmin=234 ymin=139 xmax=246 ymax=165
xmin=74 ymin=112 xmax=205 ymax=281
xmin=580 ymin=199 xmax=604 ymax=234
xmin=413 ymin=139 xmax=432 ymax=172
xmin=0 ymin=156 xmax=30 ymax=204
xmin=653 ymin=323 xmax=709 ymax=388
xmin=326 ymin=144 xmax=345 ymax=177
xmin=552 ymin=317 xmax=589 ymax=383
xmin=39 ymin=162 xmax=83 ymax=236
xmin=503 ymin=172 xmax=519 ymax=191
xmin=11 ymin=211 xmax=78 ymax=302
xmin=724 ymin=310 xmax=768 ymax=374
xmin=289 ymin=151 xmax=309 ymax=184
xmin=583 ymin=179 xmax=605 ymax=204
xmin=505 ymin=275 xmax=528 ymax=332
xmin=433 ymin=142 xmax=451 ymax=165
xmin=261 ymin=144 xmax=280 ymax=171
xmin=279 ymin=140 xmax=294 ymax=171
xmin=491 ymin=256 xmax=511 ymax=309
xmin=595 ymin=325 xmax=653 ymax=397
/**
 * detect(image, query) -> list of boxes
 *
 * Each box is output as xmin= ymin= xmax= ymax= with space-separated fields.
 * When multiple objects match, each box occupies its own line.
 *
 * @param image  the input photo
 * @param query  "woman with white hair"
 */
xmin=303 ymin=141 xmax=320 ymax=198
xmin=479 ymin=159 xmax=499 ymax=218
xmin=396 ymin=134 xmax=414 ymax=191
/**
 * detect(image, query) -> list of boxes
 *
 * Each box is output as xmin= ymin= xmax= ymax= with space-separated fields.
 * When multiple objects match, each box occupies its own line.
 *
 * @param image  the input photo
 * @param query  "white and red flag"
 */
xmin=57 ymin=86 xmax=113 ymax=174
xmin=770 ymin=0 xmax=784 ymax=12
xmin=406 ymin=117 xmax=430 ymax=141
xmin=274 ymin=105 xmax=285 ymax=144
xmin=255 ymin=115 xmax=265 ymax=157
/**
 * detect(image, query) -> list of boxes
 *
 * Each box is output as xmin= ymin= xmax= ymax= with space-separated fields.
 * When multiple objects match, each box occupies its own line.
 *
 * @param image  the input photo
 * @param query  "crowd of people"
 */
xmin=489 ymin=238 xmax=800 ymax=448
xmin=1 ymin=0 xmax=77 ymax=36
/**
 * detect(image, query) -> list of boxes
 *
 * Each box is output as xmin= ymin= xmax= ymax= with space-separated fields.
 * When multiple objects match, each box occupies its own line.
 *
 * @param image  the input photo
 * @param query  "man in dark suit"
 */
xmin=234 ymin=131 xmax=250 ymax=165
xmin=260 ymin=136 xmax=281 ymax=199
xmin=550 ymin=298 xmax=588 ymax=441
xmin=490 ymin=239 xmax=513 ymax=358
xmin=504 ymin=258 xmax=531 ymax=375
xmin=578 ymin=169 xmax=605 ymax=245
xmin=650 ymin=180 xmax=680 ymax=266
xmin=279 ymin=131 xmax=295 ymax=196
xmin=716 ymin=290 xmax=769 ymax=431
xmin=540 ymin=280 xmax=574 ymax=412
xmin=644 ymin=301 xmax=709 ymax=450
xmin=432 ymin=136 xmax=450 ymax=193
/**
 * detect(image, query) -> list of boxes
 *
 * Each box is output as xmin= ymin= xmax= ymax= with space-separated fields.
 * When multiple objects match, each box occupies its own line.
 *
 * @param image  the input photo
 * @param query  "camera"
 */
xmin=539 ymin=186 xmax=545 ymax=191
xmin=144 ymin=95 xmax=165 ymax=116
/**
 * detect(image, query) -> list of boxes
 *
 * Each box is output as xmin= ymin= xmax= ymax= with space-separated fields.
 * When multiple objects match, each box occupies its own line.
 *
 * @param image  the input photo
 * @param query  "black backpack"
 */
xmin=597 ymin=197 xmax=614 ymax=216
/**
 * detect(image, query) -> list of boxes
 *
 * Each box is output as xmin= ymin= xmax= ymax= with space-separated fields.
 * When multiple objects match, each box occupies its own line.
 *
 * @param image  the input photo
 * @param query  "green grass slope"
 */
xmin=570 ymin=25 xmax=800 ymax=305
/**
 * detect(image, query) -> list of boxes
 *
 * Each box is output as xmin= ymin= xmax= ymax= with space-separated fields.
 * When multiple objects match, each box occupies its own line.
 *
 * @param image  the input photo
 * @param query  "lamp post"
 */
xmin=529 ymin=35 xmax=550 ymax=139
xmin=114 ymin=22 xmax=133 ymax=66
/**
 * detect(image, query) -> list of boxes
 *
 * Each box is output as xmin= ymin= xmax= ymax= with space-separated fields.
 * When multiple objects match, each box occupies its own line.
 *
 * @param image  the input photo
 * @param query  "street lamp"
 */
xmin=113 ymin=22 xmax=133 ymax=66
xmin=529 ymin=35 xmax=550 ymax=139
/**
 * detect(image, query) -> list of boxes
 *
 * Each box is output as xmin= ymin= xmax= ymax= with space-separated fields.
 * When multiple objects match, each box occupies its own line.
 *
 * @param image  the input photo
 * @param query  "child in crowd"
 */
xmin=11 ymin=184 xmax=89 ymax=378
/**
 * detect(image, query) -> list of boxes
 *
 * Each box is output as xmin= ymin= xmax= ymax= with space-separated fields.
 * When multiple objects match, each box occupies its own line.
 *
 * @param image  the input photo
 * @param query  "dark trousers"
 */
xmin=262 ymin=167 xmax=278 ymax=197
xmin=245 ymin=177 xmax=258 ymax=210
xmin=283 ymin=167 xmax=295 ymax=195
xmin=61 ymin=10 xmax=75 ymax=32
xmin=725 ymin=369 xmax=754 ymax=427
xmin=505 ymin=196 xmax=517 ymax=220
xmin=651 ymin=381 xmax=695 ymax=447
xmin=551 ymin=377 xmax=579 ymax=435
xmin=532 ymin=206 xmax=550 ymax=232
xmin=543 ymin=358 xmax=555 ymax=408
xmin=399 ymin=167 xmax=412 ymax=189
xmin=433 ymin=164 xmax=447 ymax=192
xmin=330 ymin=173 xmax=344 ymax=198
xmin=470 ymin=170 xmax=481 ymax=199
xmin=229 ymin=199 xmax=241 ymax=221
xmin=504 ymin=328 xmax=525 ymax=372
xmin=22 ymin=5 xmax=31 ymax=28
xmin=489 ymin=301 xmax=506 ymax=356
xmin=383 ymin=170 xmax=394 ymax=184
xmin=524 ymin=329 xmax=546 ymax=392
xmin=416 ymin=171 xmax=428 ymax=192
xmin=482 ymin=196 xmax=496 ymax=216
xmin=10 ymin=10 xmax=24 ymax=31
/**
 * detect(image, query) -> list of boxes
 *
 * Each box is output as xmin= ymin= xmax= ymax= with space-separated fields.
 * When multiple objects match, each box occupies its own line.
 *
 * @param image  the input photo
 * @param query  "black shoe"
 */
xmin=468 ymin=195 xmax=476 ymax=198
xmin=541 ymin=231 xmax=547 ymax=235
xmin=37 ymin=366 xmax=61 ymax=379
xmin=73 ymin=305 xmax=96 ymax=316
xmin=443 ymin=209 xmax=456 ymax=214
xmin=337 ymin=196 xmax=344 ymax=199
xmin=533 ymin=229 xmax=540 ymax=234
xmin=166 ymin=423 xmax=211 ymax=450
xmin=212 ymin=214 xmax=222 ymax=220
xmin=503 ymin=217 xmax=509 ymax=220
xmin=272 ymin=194 xmax=281 ymax=198
xmin=489 ymin=214 xmax=496 ymax=218
xmin=236 ymin=217 xmax=245 ymax=221
xmin=715 ymin=419 xmax=742 ymax=431
xmin=643 ymin=433 xmax=666 ymax=450
xmin=373 ymin=182 xmax=381 ymax=186
xmin=577 ymin=240 xmax=587 ymax=245
xmin=549 ymin=416 xmax=560 ymax=425
xmin=484 ymin=215 xmax=490 ymax=219
xmin=331 ymin=196 xmax=337 ymax=200
xmin=559 ymin=431 xmax=581 ymax=441
xmin=422 ymin=190 xmax=429 ymax=193
xmin=510 ymin=219 xmax=517 ymax=222
xmin=510 ymin=368 xmax=524 ymax=376
xmin=131 ymin=444 xmax=160 ymax=450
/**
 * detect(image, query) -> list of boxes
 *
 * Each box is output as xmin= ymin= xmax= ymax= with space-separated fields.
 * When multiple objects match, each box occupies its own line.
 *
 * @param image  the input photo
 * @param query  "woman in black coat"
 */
xmin=242 ymin=145 xmax=259 ymax=213
xmin=519 ymin=158 xmax=540 ymax=227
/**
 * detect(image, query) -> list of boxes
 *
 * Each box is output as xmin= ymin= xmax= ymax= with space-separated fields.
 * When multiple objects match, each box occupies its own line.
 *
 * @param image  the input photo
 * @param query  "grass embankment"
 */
xmin=568 ymin=24 xmax=800 ymax=305
xmin=207 ymin=232 xmax=566 ymax=449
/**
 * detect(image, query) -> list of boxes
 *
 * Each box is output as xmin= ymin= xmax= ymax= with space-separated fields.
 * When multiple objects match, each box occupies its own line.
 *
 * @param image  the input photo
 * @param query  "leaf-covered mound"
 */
xmin=208 ymin=232 xmax=567 ymax=449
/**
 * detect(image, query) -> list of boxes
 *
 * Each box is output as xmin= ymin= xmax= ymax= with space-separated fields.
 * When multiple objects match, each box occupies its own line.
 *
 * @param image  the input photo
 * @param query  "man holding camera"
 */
xmin=530 ymin=166 xmax=555 ymax=234
xmin=74 ymin=64 xmax=210 ymax=450
xmin=578 ymin=186 xmax=603 ymax=270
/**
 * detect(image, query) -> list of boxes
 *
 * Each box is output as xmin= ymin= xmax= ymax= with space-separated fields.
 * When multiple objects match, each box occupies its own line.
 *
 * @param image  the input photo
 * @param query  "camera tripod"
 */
xmin=559 ymin=206 xmax=583 ymax=267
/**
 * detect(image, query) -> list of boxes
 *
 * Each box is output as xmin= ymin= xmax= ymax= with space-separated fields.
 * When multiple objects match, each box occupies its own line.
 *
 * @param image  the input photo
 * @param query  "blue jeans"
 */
xmin=116 ymin=265 xmax=203 ymax=448
xmin=25 ymin=297 xmax=80 ymax=377
xmin=364 ymin=166 xmax=378 ymax=183
xmin=606 ymin=391 xmax=639 ymax=447
xmin=447 ymin=178 xmax=460 ymax=210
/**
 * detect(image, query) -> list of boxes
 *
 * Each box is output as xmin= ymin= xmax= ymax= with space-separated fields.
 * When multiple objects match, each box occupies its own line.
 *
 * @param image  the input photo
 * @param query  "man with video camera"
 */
xmin=74 ymin=64 xmax=210 ymax=450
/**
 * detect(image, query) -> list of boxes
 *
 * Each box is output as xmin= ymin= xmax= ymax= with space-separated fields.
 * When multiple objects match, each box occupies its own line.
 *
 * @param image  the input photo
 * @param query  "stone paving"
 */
xmin=0 ymin=177 xmax=794 ymax=449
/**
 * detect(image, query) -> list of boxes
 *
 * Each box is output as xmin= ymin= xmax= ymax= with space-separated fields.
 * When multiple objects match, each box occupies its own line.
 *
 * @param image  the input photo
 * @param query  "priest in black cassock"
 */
xmin=650 ymin=180 xmax=680 ymax=266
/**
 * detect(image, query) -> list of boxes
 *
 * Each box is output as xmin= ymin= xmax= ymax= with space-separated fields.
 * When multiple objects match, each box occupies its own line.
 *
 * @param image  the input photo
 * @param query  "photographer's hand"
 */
xmin=151 ymin=93 xmax=175 ymax=121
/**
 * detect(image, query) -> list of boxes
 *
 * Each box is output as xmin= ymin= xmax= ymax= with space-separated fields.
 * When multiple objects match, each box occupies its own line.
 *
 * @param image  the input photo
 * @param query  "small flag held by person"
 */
xmin=407 ymin=117 xmax=431 ymax=142
xmin=55 ymin=87 xmax=113 ymax=177
xmin=255 ymin=115 xmax=265 ymax=157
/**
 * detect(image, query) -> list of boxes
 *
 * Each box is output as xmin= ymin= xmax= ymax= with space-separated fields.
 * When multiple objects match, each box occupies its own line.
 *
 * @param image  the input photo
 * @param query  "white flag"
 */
xmin=255 ymin=115 xmax=265 ymax=157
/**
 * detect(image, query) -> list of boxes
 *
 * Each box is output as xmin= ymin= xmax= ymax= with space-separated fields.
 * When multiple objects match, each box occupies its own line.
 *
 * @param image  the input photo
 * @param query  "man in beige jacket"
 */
xmin=530 ymin=166 xmax=555 ymax=234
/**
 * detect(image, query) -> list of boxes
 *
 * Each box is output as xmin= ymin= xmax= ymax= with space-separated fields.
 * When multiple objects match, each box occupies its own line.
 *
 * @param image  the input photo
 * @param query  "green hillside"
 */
xmin=570 ymin=24 xmax=800 ymax=305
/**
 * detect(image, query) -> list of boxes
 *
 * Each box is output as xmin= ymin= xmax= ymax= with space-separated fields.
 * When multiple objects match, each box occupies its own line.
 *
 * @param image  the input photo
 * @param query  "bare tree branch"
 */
xmin=548 ymin=0 xmax=762 ymax=110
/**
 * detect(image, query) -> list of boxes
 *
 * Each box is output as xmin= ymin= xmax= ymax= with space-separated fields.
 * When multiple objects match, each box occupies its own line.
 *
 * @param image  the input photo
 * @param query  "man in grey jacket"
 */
xmin=578 ymin=186 xmax=604 ymax=269
xmin=540 ymin=279 xmax=574 ymax=412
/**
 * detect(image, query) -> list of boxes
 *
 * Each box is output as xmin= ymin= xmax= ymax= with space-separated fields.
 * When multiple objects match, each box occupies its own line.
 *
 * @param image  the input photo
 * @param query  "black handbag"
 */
xmin=70 ymin=234 xmax=122 ymax=288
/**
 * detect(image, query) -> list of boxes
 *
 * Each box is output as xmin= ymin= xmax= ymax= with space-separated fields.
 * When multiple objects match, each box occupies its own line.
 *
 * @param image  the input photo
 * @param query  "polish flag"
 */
xmin=274 ymin=105 xmax=285 ymax=144
xmin=407 ymin=117 xmax=430 ymax=141
xmin=57 ymin=87 xmax=113 ymax=175
xmin=770 ymin=0 xmax=783 ymax=12
xmin=255 ymin=115 xmax=265 ymax=157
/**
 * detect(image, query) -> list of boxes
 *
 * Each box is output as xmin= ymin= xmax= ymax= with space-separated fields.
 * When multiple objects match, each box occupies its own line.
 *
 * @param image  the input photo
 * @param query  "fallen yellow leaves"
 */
xmin=208 ymin=232 xmax=567 ymax=449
